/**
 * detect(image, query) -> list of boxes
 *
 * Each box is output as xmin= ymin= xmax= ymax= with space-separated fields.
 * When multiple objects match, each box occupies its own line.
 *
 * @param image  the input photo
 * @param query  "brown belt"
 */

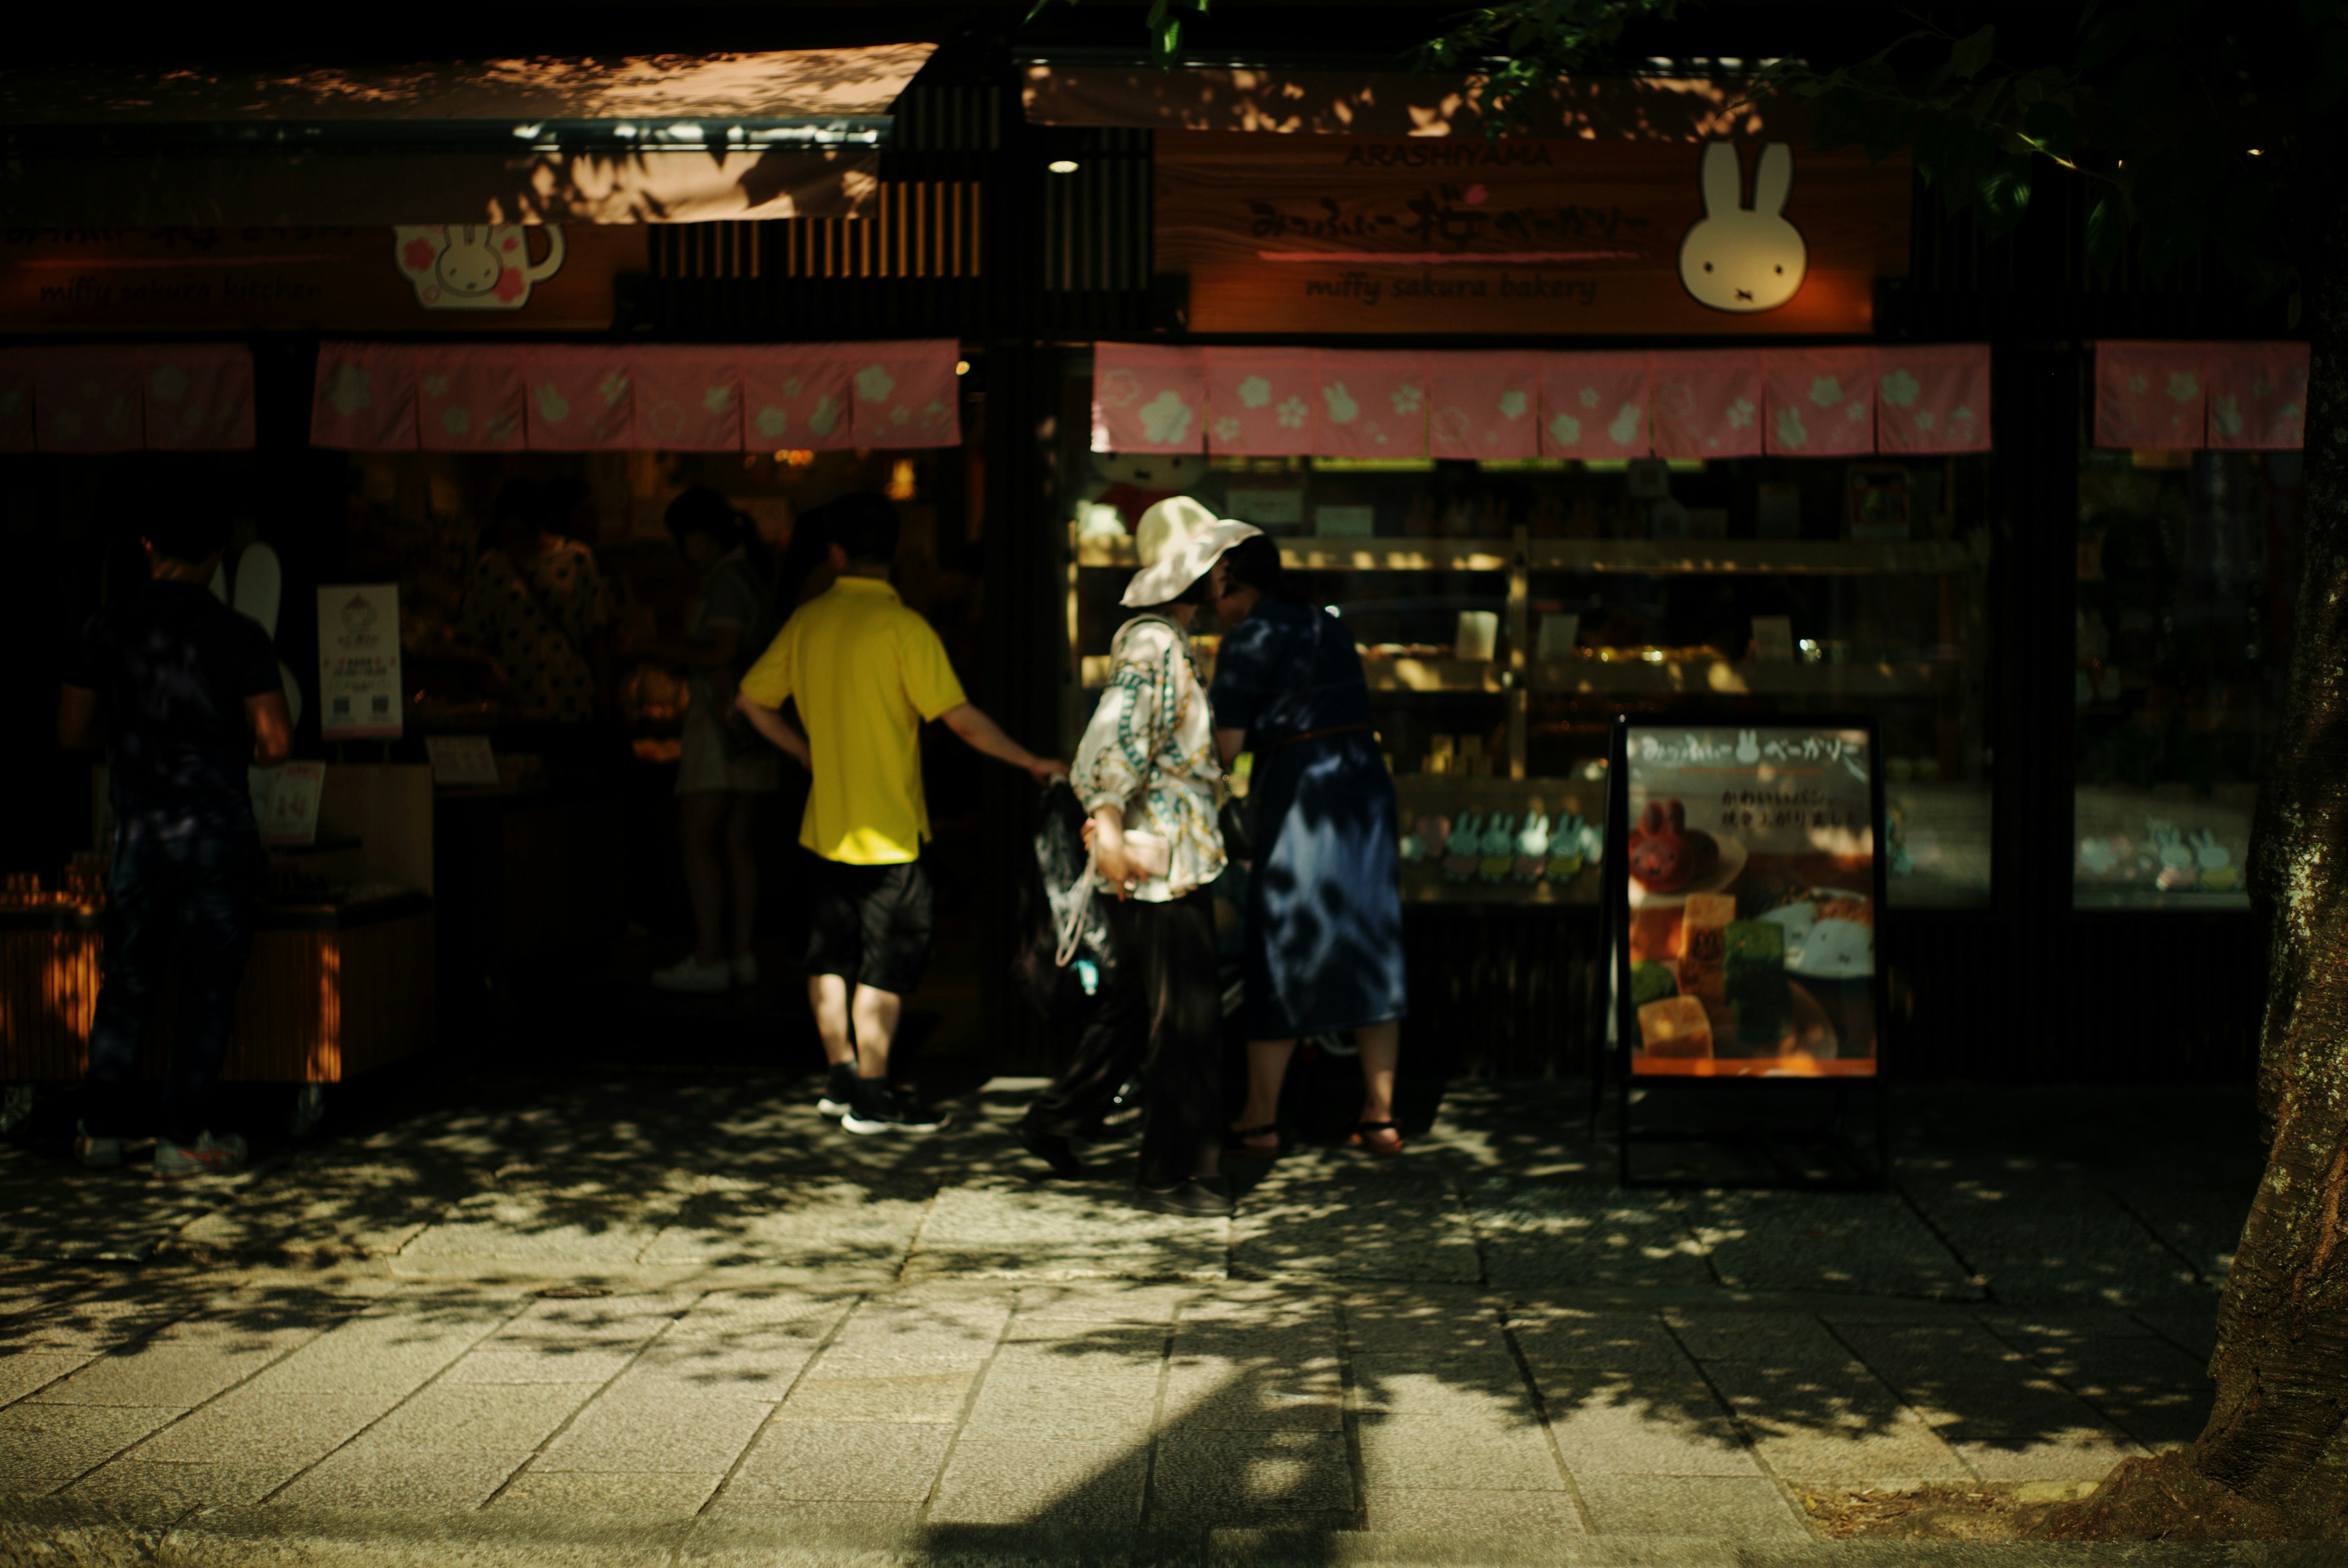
xmin=1257 ymin=723 xmax=1374 ymax=757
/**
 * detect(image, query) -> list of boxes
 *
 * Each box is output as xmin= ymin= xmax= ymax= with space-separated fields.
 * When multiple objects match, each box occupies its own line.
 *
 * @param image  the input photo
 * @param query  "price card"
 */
xmin=257 ymin=762 xmax=325 ymax=846
xmin=1750 ymin=616 xmax=1796 ymax=663
xmin=426 ymin=734 xmax=500 ymax=787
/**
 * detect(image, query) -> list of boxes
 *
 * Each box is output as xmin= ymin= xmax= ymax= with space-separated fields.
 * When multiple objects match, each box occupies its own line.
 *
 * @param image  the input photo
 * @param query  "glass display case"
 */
xmin=1060 ymin=362 xmax=1995 ymax=909
xmin=2072 ymin=448 xmax=2301 ymax=909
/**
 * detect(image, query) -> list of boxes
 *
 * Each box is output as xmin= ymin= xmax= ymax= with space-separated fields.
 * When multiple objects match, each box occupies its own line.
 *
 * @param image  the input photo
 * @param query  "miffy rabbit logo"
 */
xmin=1677 ymin=143 xmax=1807 ymax=313
xmin=394 ymin=226 xmax=568 ymax=311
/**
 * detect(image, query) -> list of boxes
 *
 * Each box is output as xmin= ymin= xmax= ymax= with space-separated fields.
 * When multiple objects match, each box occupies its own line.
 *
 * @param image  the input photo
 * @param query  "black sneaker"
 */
xmin=1016 ymin=1122 xmax=1087 ymax=1179
xmin=1132 ymin=1179 xmax=1234 ymax=1218
xmin=841 ymin=1086 xmax=948 ymax=1136
xmin=817 ymin=1065 xmax=859 ymax=1118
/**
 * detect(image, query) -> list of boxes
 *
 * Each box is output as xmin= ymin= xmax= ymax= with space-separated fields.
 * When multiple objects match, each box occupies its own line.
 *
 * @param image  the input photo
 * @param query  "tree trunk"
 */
xmin=2045 ymin=202 xmax=2348 ymax=1543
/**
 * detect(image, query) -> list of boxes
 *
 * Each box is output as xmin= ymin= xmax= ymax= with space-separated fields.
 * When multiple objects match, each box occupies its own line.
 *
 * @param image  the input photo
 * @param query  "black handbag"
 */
xmin=1011 ymin=779 xmax=1119 ymax=1020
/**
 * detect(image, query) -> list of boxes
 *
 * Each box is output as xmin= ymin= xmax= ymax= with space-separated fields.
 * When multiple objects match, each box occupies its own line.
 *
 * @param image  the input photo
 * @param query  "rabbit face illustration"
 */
xmin=1677 ymin=144 xmax=1807 ymax=313
xmin=394 ymin=225 xmax=569 ymax=311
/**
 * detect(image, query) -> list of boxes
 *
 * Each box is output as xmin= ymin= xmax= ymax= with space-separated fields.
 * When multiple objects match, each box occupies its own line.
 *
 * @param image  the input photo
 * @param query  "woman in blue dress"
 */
xmin=1209 ymin=534 xmax=1409 ymax=1154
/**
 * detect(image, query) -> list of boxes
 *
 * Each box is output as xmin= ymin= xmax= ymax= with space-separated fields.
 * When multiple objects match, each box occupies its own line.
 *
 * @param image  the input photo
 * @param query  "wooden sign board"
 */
xmin=0 ymin=226 xmax=639 ymax=333
xmin=1157 ymin=133 xmax=1909 ymax=336
xmin=1607 ymin=718 xmax=1885 ymax=1080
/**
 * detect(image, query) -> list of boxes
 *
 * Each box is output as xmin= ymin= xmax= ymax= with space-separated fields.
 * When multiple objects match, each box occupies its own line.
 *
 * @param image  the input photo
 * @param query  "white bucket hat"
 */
xmin=1121 ymin=496 xmax=1263 ymax=609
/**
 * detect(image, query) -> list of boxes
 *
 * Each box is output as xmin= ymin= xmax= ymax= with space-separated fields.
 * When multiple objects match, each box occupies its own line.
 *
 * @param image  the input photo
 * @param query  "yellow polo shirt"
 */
xmin=736 ymin=575 xmax=967 ymax=864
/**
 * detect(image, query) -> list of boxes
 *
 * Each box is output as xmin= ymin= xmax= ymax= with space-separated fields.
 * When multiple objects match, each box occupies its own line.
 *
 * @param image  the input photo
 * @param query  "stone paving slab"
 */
xmin=906 ymin=1179 xmax=1227 ymax=1281
xmin=0 ymin=1078 xmax=2268 ymax=1558
xmin=6 ymin=1496 xmax=2346 ymax=1568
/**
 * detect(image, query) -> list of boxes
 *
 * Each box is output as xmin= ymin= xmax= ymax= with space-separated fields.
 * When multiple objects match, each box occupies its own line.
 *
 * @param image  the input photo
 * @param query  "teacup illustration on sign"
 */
xmin=394 ymin=226 xmax=567 ymax=311
xmin=1677 ymin=144 xmax=1807 ymax=312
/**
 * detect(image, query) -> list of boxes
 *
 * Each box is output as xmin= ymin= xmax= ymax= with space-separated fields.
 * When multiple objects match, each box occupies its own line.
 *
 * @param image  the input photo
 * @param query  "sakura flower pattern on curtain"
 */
xmin=1648 ymin=350 xmax=1764 ymax=460
xmin=849 ymin=340 xmax=961 ymax=447
xmin=312 ymin=344 xmax=419 ymax=451
xmin=1425 ymin=351 xmax=1541 ymax=460
xmin=33 ymin=354 xmax=146 ymax=454
xmin=2092 ymin=342 xmax=2206 ymax=450
xmin=1875 ymin=345 xmax=1990 ymax=455
xmin=1203 ymin=347 xmax=1321 ymax=456
xmin=2204 ymin=343 xmax=2308 ymax=451
xmin=525 ymin=348 xmax=636 ymax=450
xmin=742 ymin=354 xmax=854 ymax=451
xmin=140 ymin=346 xmax=256 ymax=452
xmin=415 ymin=349 xmax=529 ymax=452
xmin=1093 ymin=342 xmax=1205 ymax=453
xmin=1538 ymin=351 xmax=1650 ymax=460
xmin=310 ymin=342 xmax=964 ymax=453
xmin=1312 ymin=350 xmax=1427 ymax=458
xmin=1762 ymin=348 xmax=1877 ymax=457
xmin=632 ymin=348 xmax=744 ymax=451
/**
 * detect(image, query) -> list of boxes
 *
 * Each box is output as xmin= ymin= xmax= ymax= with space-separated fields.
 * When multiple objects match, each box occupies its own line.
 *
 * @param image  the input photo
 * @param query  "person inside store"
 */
xmin=1017 ymin=498 xmax=1258 ymax=1216
xmin=1209 ymin=532 xmax=1409 ymax=1157
xmin=54 ymin=502 xmax=292 ymax=1178
xmin=460 ymin=477 xmax=613 ymax=750
xmin=733 ymin=492 xmax=1066 ymax=1134
xmin=641 ymin=487 xmax=784 ymax=993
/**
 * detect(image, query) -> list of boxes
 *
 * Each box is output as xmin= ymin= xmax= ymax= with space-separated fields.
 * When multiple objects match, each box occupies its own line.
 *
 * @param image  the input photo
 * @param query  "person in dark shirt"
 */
xmin=57 ymin=504 xmax=291 ymax=1177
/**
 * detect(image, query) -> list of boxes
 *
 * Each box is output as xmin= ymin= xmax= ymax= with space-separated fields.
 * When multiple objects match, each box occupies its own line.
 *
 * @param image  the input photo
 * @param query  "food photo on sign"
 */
xmin=1617 ymin=724 xmax=1879 ymax=1077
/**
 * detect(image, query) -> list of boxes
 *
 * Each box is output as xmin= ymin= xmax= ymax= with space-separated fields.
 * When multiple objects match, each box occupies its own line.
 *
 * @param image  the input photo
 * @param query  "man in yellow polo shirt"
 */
xmin=736 ymin=493 xmax=1065 ymax=1134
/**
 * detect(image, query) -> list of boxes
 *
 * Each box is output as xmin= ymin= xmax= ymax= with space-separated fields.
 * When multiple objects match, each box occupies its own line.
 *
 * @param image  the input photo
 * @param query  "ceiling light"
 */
xmin=1047 ymin=158 xmax=1080 ymax=174
xmin=955 ymin=360 xmax=970 ymax=375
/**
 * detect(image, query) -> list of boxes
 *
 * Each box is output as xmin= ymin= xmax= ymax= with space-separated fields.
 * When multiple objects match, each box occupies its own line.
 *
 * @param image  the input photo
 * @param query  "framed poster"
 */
xmin=317 ymin=584 xmax=403 ymax=740
xmin=1608 ymin=717 xmax=1885 ymax=1080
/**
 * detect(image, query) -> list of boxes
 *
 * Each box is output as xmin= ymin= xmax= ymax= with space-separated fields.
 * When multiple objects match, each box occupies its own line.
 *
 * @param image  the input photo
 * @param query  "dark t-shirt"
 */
xmin=1209 ymin=598 xmax=1374 ymax=745
xmin=67 ymin=581 xmax=281 ymax=835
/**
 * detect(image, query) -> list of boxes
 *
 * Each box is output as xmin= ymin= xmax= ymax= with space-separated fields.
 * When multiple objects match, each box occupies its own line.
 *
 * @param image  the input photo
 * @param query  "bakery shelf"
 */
xmin=1073 ymin=535 xmax=1514 ymax=572
xmin=1524 ymin=540 xmax=1973 ymax=575
xmin=1529 ymin=659 xmax=1953 ymax=696
xmin=1399 ymin=867 xmax=1600 ymax=907
xmin=1363 ymin=658 xmax=1512 ymax=693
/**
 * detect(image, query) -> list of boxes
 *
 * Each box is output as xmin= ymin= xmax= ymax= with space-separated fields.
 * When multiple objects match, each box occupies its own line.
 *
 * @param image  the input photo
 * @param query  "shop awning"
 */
xmin=1022 ymin=64 xmax=1799 ymax=141
xmin=311 ymin=340 xmax=961 ymax=452
xmin=1092 ymin=344 xmax=1990 ymax=460
xmin=0 ymin=46 xmax=934 ymax=226
xmin=0 ymin=344 xmax=254 ymax=452
xmin=2094 ymin=342 xmax=2306 ymax=450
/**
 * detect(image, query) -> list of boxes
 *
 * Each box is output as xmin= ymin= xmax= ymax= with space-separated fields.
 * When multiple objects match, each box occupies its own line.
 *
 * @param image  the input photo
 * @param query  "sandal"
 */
xmin=1224 ymin=1122 xmax=1282 ymax=1155
xmin=1349 ymin=1121 xmax=1405 ymax=1156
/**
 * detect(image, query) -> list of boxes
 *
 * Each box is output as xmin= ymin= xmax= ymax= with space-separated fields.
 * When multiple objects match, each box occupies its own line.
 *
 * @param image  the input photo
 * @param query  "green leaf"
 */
xmin=1974 ymin=155 xmax=2034 ymax=240
xmin=1950 ymin=24 xmax=1998 ymax=81
xmin=2023 ymin=100 xmax=2077 ymax=159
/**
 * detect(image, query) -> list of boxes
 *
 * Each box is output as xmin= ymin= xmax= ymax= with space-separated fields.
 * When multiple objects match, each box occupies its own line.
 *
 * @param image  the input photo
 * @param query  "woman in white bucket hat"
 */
xmin=1019 ymin=497 xmax=1260 ymax=1216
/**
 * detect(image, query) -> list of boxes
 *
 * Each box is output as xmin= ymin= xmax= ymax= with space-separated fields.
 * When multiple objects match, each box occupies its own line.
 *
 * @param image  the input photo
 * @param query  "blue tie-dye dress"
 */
xmin=1210 ymin=599 xmax=1408 ymax=1039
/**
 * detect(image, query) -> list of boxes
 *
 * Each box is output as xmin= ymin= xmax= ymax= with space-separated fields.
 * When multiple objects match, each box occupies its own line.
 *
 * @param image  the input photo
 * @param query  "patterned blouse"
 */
xmin=462 ymin=538 xmax=608 ymax=724
xmin=1072 ymin=614 xmax=1226 ymax=902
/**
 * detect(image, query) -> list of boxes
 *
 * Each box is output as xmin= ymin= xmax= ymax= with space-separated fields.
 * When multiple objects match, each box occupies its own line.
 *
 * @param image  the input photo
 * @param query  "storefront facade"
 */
xmin=1016 ymin=61 xmax=2302 ymax=1085
xmin=0 ymin=32 xmax=2301 ymax=1091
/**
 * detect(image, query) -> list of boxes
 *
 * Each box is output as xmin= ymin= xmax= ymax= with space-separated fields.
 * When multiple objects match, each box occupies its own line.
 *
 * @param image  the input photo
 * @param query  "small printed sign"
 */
xmin=425 ymin=734 xmax=500 ymax=787
xmin=1611 ymin=720 xmax=1883 ymax=1079
xmin=254 ymin=762 xmax=326 ymax=847
xmin=317 ymin=584 xmax=403 ymax=740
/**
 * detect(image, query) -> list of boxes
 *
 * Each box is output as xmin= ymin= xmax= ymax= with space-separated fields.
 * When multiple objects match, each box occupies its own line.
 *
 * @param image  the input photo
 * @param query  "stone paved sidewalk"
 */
xmin=0 ymin=1077 xmax=2261 ymax=1561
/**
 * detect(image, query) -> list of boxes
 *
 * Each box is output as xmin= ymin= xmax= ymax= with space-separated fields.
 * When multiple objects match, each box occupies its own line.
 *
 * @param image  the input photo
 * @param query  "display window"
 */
xmin=1058 ymin=350 xmax=1993 ymax=908
xmin=2072 ymin=448 xmax=2301 ymax=909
